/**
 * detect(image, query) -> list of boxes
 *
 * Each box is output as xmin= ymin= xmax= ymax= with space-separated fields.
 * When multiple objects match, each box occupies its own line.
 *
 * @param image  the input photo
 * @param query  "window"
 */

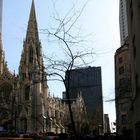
xmin=119 ymin=57 xmax=123 ymax=64
xmin=119 ymin=66 xmax=124 ymax=75
xmin=25 ymin=86 xmax=30 ymax=100
xmin=29 ymin=46 xmax=33 ymax=63
xmin=119 ymin=78 xmax=125 ymax=87
xmin=121 ymin=115 xmax=127 ymax=124
xmin=29 ymin=73 xmax=32 ymax=80
xmin=132 ymin=34 xmax=136 ymax=58
xmin=119 ymin=88 xmax=125 ymax=97
xmin=135 ymin=73 xmax=140 ymax=93
xmin=120 ymin=103 xmax=127 ymax=111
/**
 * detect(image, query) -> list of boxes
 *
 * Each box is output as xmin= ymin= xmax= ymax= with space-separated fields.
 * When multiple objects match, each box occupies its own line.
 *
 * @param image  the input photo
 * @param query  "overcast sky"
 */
xmin=2 ymin=0 xmax=120 ymax=129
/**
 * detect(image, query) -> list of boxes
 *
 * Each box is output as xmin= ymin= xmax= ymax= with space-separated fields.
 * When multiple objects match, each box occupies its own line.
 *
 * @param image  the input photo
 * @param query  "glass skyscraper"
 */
xmin=119 ymin=0 xmax=128 ymax=45
xmin=0 ymin=0 xmax=2 ymax=34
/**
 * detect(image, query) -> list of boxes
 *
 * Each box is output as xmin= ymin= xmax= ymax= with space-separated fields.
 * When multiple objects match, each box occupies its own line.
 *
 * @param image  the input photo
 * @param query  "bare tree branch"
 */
xmin=40 ymin=0 xmax=94 ymax=139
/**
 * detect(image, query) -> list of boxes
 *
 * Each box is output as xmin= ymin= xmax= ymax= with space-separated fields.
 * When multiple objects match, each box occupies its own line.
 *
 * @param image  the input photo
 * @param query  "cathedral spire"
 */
xmin=19 ymin=0 xmax=44 ymax=82
xmin=26 ymin=0 xmax=39 ymax=42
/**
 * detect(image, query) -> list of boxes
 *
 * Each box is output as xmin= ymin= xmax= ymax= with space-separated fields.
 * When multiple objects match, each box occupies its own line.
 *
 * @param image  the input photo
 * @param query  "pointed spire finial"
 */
xmin=26 ymin=0 xmax=39 ymax=41
xmin=30 ymin=0 xmax=36 ymax=20
xmin=32 ymin=0 xmax=35 ymax=9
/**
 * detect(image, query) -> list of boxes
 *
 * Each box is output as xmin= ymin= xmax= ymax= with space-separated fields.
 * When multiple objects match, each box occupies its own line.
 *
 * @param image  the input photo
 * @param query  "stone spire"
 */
xmin=19 ymin=0 xmax=44 ymax=83
xmin=26 ymin=0 xmax=39 ymax=42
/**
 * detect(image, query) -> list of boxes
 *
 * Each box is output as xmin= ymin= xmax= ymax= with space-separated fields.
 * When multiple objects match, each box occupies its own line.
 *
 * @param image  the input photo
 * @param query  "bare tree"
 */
xmin=40 ymin=0 xmax=94 ymax=139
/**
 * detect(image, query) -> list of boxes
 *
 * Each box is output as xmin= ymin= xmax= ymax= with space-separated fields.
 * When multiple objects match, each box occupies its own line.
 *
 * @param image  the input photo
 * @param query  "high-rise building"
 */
xmin=64 ymin=66 xmax=104 ymax=134
xmin=126 ymin=0 xmax=140 ymax=139
xmin=114 ymin=43 xmax=133 ymax=136
xmin=0 ymin=0 xmax=2 ymax=34
xmin=115 ymin=0 xmax=133 ymax=137
xmin=119 ymin=0 xmax=128 ymax=45
xmin=0 ymin=0 xmax=3 ymax=74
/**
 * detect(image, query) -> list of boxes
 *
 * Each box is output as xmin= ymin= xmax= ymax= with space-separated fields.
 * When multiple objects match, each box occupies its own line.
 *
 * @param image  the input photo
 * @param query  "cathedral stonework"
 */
xmin=15 ymin=0 xmax=48 ymax=132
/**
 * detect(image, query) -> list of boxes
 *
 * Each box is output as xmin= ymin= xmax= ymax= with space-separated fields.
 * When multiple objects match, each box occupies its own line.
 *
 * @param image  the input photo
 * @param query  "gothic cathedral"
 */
xmin=16 ymin=0 xmax=48 ymax=132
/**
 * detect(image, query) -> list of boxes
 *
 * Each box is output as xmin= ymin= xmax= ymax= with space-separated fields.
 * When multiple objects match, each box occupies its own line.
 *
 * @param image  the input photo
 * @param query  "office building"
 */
xmin=0 ymin=0 xmax=2 ymax=34
xmin=119 ymin=0 xmax=128 ymax=45
xmin=126 ymin=0 xmax=140 ymax=139
xmin=0 ymin=0 xmax=3 ymax=74
xmin=64 ymin=66 xmax=104 ymax=134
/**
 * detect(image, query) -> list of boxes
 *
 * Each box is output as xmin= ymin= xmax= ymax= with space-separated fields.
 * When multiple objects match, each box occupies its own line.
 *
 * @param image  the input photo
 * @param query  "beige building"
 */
xmin=115 ymin=42 xmax=133 ymax=136
xmin=126 ymin=0 xmax=140 ymax=139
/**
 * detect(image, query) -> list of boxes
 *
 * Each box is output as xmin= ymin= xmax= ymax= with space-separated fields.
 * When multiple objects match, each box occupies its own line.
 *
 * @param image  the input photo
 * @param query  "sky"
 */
xmin=2 ymin=0 xmax=120 ymax=130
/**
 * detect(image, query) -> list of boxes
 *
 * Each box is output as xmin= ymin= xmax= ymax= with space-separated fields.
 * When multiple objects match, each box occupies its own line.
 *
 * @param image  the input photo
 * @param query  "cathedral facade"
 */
xmin=15 ymin=0 xmax=48 ymax=132
xmin=0 ymin=0 xmax=66 ymax=133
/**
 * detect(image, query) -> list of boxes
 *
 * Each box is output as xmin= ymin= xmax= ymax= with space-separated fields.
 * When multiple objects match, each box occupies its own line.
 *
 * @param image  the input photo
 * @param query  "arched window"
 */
xmin=25 ymin=86 xmax=30 ymax=100
xmin=29 ymin=46 xmax=33 ymax=63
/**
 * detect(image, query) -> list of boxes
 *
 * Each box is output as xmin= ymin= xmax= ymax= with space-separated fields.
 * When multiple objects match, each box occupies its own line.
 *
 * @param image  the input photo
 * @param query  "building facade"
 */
xmin=15 ymin=0 xmax=48 ymax=132
xmin=65 ymin=66 xmax=104 ymax=134
xmin=115 ymin=43 xmax=133 ymax=136
xmin=126 ymin=0 xmax=140 ymax=139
